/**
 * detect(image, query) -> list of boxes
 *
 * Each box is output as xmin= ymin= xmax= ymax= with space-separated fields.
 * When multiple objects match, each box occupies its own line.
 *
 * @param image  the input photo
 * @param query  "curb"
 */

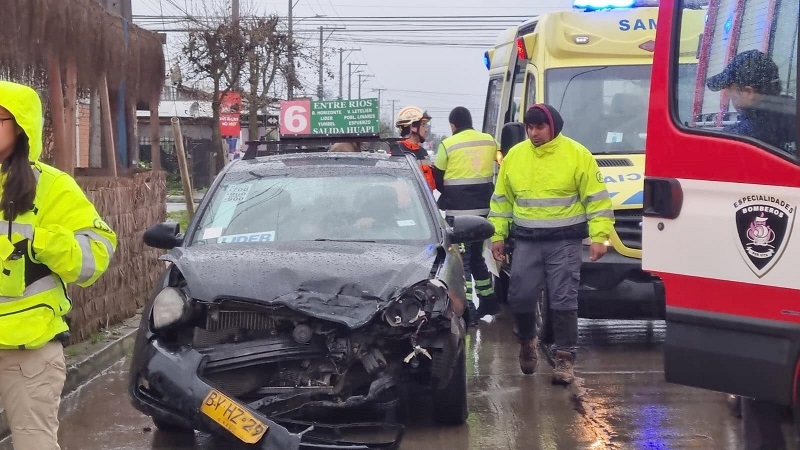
xmin=0 ymin=319 xmax=140 ymax=440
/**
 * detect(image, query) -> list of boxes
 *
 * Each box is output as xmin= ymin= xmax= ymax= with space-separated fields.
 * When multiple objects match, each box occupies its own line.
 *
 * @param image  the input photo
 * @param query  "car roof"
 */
xmin=224 ymin=151 xmax=417 ymax=175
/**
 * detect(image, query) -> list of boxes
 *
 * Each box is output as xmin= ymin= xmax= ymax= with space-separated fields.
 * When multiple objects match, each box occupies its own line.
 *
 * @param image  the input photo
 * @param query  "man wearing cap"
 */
xmin=433 ymin=107 xmax=501 ymax=325
xmin=488 ymin=104 xmax=614 ymax=384
xmin=706 ymin=49 xmax=796 ymax=153
xmin=708 ymin=49 xmax=797 ymax=450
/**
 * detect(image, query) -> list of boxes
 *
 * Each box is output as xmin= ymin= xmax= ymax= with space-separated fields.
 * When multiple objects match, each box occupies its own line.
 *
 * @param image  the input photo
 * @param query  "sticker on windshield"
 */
xmin=202 ymin=227 xmax=223 ymax=240
xmin=397 ymin=220 xmax=416 ymax=227
xmin=218 ymin=231 xmax=276 ymax=244
xmin=606 ymin=132 xmax=624 ymax=144
xmin=222 ymin=184 xmax=253 ymax=203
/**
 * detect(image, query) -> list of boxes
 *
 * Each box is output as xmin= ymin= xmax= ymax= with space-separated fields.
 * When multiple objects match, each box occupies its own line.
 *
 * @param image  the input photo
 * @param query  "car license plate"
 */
xmin=201 ymin=389 xmax=268 ymax=444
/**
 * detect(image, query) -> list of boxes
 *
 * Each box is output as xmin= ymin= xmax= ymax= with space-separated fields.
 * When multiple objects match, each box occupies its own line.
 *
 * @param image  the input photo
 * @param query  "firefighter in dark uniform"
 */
xmin=432 ymin=106 xmax=501 ymax=325
xmin=706 ymin=49 xmax=798 ymax=450
xmin=395 ymin=106 xmax=437 ymax=191
xmin=489 ymin=104 xmax=614 ymax=384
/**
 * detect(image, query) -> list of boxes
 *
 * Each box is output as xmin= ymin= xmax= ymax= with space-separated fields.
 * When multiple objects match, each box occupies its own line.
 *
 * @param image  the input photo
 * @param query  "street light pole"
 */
xmin=318 ymin=26 xmax=323 ymax=100
xmin=388 ymin=99 xmax=399 ymax=135
xmin=287 ymin=0 xmax=294 ymax=100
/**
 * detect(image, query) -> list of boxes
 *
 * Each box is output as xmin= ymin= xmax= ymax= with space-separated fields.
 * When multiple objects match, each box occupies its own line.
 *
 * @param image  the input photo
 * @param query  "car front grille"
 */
xmin=613 ymin=209 xmax=642 ymax=251
xmin=207 ymin=310 xmax=275 ymax=332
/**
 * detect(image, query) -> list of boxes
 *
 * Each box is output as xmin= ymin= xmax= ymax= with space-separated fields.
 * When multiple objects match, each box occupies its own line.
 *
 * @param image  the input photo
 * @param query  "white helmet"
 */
xmin=395 ymin=106 xmax=431 ymax=129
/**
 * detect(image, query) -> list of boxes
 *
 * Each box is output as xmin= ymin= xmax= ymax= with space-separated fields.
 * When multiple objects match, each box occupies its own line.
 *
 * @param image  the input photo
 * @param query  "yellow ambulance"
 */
xmin=484 ymin=0 xmax=706 ymax=320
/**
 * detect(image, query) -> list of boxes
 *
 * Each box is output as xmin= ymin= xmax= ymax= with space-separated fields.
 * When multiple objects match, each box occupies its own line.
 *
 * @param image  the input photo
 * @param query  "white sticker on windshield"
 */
xmin=218 ymin=231 xmax=276 ymax=243
xmin=397 ymin=220 xmax=416 ymax=227
xmin=222 ymin=184 xmax=253 ymax=203
xmin=202 ymin=227 xmax=223 ymax=239
xmin=606 ymin=132 xmax=623 ymax=143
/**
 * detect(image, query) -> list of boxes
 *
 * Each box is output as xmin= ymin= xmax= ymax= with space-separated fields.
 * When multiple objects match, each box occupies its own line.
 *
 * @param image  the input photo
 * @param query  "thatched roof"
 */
xmin=0 ymin=0 xmax=165 ymax=104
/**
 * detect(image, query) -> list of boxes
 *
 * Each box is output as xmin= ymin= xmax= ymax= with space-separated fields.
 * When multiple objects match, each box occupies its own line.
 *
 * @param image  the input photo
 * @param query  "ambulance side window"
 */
xmin=483 ymin=76 xmax=503 ymax=137
xmin=673 ymin=0 xmax=798 ymax=159
xmin=524 ymin=73 xmax=536 ymax=111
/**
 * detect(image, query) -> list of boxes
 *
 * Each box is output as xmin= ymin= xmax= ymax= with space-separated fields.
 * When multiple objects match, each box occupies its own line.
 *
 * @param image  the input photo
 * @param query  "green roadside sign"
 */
xmin=279 ymin=98 xmax=380 ymax=136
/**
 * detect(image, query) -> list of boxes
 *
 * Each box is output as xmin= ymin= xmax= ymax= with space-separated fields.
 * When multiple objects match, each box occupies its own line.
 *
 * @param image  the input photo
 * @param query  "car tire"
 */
xmin=152 ymin=417 xmax=194 ymax=433
xmin=432 ymin=347 xmax=468 ymax=425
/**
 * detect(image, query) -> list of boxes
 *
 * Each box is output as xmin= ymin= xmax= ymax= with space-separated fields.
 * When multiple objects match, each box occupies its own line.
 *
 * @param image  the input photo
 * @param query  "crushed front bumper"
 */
xmin=128 ymin=339 xmax=404 ymax=449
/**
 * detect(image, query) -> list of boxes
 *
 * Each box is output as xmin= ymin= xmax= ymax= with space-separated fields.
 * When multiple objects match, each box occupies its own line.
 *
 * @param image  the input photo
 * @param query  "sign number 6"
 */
xmin=280 ymin=101 xmax=311 ymax=135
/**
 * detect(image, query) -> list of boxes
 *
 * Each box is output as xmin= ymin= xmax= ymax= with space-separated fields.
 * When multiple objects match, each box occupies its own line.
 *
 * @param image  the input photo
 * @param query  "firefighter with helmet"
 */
xmin=395 ymin=106 xmax=437 ymax=190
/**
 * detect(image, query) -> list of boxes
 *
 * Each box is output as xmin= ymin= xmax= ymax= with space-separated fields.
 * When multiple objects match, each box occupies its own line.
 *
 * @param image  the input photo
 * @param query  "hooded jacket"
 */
xmin=0 ymin=81 xmax=117 ymax=349
xmin=488 ymin=104 xmax=614 ymax=243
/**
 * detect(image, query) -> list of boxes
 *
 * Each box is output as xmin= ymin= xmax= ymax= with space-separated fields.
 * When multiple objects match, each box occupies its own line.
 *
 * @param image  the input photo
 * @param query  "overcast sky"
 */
xmin=133 ymin=0 xmax=574 ymax=136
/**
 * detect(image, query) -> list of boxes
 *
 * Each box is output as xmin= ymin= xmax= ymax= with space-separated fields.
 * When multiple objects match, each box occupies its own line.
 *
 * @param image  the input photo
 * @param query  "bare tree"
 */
xmin=183 ymin=18 xmax=250 ymax=174
xmin=244 ymin=16 xmax=292 ymax=142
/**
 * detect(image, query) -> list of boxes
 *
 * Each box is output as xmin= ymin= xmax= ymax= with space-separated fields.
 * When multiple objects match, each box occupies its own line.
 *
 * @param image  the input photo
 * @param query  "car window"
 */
xmin=189 ymin=173 xmax=435 ymax=245
xmin=673 ymin=0 xmax=798 ymax=158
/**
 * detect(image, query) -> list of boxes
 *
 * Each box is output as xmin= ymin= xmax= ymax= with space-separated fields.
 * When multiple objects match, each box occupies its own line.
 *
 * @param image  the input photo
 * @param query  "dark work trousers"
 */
xmin=742 ymin=398 xmax=792 ymax=450
xmin=508 ymin=238 xmax=581 ymax=354
xmin=463 ymin=240 xmax=494 ymax=301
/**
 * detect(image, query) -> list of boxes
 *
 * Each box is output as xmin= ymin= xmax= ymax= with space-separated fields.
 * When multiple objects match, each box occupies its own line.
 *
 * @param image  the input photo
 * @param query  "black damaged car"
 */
xmin=128 ymin=151 xmax=494 ymax=449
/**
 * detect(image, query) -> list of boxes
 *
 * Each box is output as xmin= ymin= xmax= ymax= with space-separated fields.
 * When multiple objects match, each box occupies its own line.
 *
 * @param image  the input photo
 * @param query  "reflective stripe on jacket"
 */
xmin=434 ymin=129 xmax=498 ymax=216
xmin=0 ymin=81 xmax=117 ymax=349
xmin=488 ymin=134 xmax=614 ymax=243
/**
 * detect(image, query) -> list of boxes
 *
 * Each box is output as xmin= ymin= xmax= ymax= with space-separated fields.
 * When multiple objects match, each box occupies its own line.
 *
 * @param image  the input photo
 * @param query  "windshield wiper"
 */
xmin=313 ymin=238 xmax=377 ymax=243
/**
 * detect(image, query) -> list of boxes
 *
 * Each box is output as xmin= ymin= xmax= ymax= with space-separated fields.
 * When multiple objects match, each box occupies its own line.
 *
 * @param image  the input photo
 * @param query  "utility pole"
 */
xmin=348 ymin=62 xmax=365 ymax=99
xmin=372 ymin=88 xmax=386 ymax=120
xmin=232 ymin=0 xmax=239 ymax=22
xmin=287 ymin=0 xmax=294 ymax=100
xmin=357 ymin=74 xmax=372 ymax=99
xmin=338 ymin=49 xmax=344 ymax=100
xmin=388 ymin=99 xmax=399 ymax=135
xmin=318 ymin=26 xmax=324 ymax=100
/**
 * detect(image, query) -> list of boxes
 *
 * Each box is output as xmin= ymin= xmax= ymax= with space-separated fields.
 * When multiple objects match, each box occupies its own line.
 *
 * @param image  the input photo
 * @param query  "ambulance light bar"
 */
xmin=573 ymin=0 xmax=659 ymax=10
xmin=483 ymin=51 xmax=491 ymax=70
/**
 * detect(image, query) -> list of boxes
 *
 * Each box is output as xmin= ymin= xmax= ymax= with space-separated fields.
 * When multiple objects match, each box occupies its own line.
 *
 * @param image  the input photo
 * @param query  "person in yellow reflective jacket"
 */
xmin=489 ymin=104 xmax=613 ymax=384
xmin=433 ymin=107 xmax=500 ymax=325
xmin=0 ymin=81 xmax=116 ymax=449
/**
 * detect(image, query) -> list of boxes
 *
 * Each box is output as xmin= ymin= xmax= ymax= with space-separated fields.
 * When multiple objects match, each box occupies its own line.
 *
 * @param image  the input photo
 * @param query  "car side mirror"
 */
xmin=143 ymin=222 xmax=183 ymax=249
xmin=447 ymin=215 xmax=495 ymax=244
xmin=500 ymin=122 xmax=526 ymax=156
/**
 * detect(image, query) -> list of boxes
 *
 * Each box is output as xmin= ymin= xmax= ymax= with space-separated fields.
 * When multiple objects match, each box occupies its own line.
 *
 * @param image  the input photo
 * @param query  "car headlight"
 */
xmin=152 ymin=287 xmax=190 ymax=330
xmin=383 ymin=280 xmax=447 ymax=327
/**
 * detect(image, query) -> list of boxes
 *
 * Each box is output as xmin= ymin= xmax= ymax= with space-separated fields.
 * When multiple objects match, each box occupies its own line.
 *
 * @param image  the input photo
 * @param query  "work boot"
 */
xmin=519 ymin=338 xmax=538 ymax=375
xmin=475 ymin=295 xmax=500 ymax=319
xmin=552 ymin=350 xmax=575 ymax=385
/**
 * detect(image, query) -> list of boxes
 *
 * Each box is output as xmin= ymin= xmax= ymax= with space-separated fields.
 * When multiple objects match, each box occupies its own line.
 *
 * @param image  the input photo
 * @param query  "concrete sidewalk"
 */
xmin=0 ymin=312 xmax=142 ymax=440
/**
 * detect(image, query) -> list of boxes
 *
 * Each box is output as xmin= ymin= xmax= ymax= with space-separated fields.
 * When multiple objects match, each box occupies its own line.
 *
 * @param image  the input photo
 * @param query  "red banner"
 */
xmin=219 ymin=91 xmax=241 ymax=137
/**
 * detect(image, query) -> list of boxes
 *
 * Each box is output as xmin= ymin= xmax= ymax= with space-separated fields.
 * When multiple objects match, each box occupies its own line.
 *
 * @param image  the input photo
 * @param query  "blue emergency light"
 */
xmin=573 ymin=0 xmax=635 ymax=9
xmin=483 ymin=51 xmax=491 ymax=70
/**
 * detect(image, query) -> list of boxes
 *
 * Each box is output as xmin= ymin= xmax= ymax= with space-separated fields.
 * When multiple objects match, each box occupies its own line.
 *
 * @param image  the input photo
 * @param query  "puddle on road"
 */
xmin=569 ymin=376 xmax=618 ymax=450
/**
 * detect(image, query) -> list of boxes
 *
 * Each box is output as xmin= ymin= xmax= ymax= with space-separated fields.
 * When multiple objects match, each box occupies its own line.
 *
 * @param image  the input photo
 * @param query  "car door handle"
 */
xmin=643 ymin=177 xmax=683 ymax=219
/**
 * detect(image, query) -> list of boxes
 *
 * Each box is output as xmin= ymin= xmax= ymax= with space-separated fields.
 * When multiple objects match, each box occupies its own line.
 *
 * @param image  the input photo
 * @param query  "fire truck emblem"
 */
xmin=734 ymin=196 xmax=796 ymax=278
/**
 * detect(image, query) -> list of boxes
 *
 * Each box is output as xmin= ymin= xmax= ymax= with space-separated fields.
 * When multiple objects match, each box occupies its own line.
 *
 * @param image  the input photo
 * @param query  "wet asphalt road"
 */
xmin=0 ymin=317 xmax=759 ymax=449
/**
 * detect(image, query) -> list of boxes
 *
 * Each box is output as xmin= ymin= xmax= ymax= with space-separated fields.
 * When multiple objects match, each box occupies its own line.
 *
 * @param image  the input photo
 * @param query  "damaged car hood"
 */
xmin=163 ymin=241 xmax=439 ymax=328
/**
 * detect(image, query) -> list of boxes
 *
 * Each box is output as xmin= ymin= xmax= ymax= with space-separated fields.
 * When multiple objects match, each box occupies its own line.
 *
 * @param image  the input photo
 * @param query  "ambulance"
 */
xmin=643 ymin=0 xmax=798 ymax=406
xmin=484 ymin=0 xmax=707 ymax=319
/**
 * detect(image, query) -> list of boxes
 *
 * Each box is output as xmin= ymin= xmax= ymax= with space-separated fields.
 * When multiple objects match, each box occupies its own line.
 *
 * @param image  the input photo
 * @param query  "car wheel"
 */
xmin=432 ymin=347 xmax=468 ymax=425
xmin=152 ymin=417 xmax=194 ymax=433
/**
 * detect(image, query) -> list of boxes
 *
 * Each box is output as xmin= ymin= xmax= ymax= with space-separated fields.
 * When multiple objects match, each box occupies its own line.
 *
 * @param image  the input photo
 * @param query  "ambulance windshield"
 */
xmin=547 ymin=65 xmax=651 ymax=154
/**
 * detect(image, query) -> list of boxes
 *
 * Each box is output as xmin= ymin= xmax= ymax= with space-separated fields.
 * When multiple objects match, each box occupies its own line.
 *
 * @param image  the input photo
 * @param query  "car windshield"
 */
xmin=188 ymin=170 xmax=435 ymax=246
xmin=546 ymin=65 xmax=654 ymax=154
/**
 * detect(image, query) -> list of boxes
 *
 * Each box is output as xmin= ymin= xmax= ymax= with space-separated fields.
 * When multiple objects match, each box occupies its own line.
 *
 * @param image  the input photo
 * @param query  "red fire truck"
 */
xmin=643 ymin=0 xmax=798 ymax=409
